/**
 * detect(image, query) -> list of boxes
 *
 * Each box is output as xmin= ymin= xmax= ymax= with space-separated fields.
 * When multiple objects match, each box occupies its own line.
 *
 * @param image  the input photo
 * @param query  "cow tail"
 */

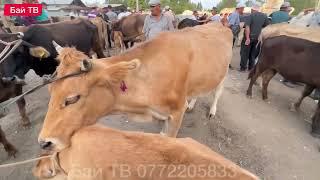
xmin=248 ymin=39 xmax=263 ymax=80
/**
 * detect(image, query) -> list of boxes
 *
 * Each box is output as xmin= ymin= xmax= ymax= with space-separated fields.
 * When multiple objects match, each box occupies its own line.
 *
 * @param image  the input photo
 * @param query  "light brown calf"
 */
xmin=113 ymin=30 xmax=126 ymax=54
xmin=34 ymin=125 xmax=258 ymax=180
xmin=38 ymin=23 xmax=232 ymax=151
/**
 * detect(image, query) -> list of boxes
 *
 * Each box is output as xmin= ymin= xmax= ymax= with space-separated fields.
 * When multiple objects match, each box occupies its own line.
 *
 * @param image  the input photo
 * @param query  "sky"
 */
xmin=191 ymin=0 xmax=220 ymax=8
xmin=82 ymin=0 xmax=225 ymax=9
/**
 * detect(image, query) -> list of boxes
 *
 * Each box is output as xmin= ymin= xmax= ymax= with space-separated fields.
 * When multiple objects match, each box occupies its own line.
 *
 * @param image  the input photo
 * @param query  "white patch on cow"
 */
xmin=186 ymin=98 xmax=197 ymax=112
xmin=209 ymin=77 xmax=225 ymax=118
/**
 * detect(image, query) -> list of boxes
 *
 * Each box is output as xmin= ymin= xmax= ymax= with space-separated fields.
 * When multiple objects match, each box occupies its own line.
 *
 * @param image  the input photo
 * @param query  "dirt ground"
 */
xmin=0 ymin=47 xmax=319 ymax=180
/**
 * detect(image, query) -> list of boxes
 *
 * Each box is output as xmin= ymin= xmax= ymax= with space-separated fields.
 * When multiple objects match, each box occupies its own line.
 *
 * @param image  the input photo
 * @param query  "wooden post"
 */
xmin=136 ymin=0 xmax=139 ymax=12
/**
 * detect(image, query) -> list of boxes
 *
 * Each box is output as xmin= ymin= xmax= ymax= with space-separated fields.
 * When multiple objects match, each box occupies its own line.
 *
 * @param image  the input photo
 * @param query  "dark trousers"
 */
xmin=240 ymin=38 xmax=260 ymax=70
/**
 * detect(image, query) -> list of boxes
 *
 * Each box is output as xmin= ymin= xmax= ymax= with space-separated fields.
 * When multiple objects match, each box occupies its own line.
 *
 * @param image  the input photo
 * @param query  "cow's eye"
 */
xmin=63 ymin=95 xmax=81 ymax=107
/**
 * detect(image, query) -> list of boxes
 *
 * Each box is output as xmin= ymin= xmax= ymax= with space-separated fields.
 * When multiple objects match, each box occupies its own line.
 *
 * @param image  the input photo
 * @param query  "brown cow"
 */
xmin=113 ymin=30 xmax=126 ymax=54
xmin=112 ymin=14 xmax=147 ymax=48
xmin=38 ymin=23 xmax=232 ymax=151
xmin=247 ymin=35 xmax=320 ymax=138
xmin=34 ymin=125 xmax=258 ymax=180
xmin=90 ymin=17 xmax=110 ymax=56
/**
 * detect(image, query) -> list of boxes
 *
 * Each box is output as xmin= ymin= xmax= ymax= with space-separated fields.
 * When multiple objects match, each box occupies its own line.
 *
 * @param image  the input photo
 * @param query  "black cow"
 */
xmin=0 ymin=19 xmax=106 ymax=156
xmin=177 ymin=18 xmax=200 ymax=29
xmin=247 ymin=35 xmax=320 ymax=138
xmin=2 ymin=18 xmax=105 ymax=80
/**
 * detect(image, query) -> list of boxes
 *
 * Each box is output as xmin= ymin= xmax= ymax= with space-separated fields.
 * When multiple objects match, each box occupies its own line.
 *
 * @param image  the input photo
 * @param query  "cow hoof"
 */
xmin=160 ymin=132 xmax=167 ymax=136
xmin=289 ymin=103 xmax=299 ymax=112
xmin=311 ymin=131 xmax=320 ymax=139
xmin=4 ymin=144 xmax=17 ymax=158
xmin=186 ymin=106 xmax=194 ymax=113
xmin=208 ymin=113 xmax=216 ymax=119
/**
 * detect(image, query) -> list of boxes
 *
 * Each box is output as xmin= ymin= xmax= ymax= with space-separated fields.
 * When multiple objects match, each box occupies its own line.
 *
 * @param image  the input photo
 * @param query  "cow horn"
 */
xmin=52 ymin=41 xmax=63 ymax=54
xmin=17 ymin=32 xmax=24 ymax=39
xmin=80 ymin=59 xmax=92 ymax=72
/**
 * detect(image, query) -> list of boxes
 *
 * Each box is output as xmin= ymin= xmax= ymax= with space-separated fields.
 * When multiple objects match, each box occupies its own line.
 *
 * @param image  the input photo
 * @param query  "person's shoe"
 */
xmin=283 ymin=81 xmax=298 ymax=88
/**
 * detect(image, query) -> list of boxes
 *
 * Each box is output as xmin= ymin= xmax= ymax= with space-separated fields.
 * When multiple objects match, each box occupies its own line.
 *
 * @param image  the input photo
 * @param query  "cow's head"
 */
xmin=33 ymin=153 xmax=66 ymax=179
xmin=1 ymin=25 xmax=60 ymax=81
xmin=38 ymin=47 xmax=140 ymax=151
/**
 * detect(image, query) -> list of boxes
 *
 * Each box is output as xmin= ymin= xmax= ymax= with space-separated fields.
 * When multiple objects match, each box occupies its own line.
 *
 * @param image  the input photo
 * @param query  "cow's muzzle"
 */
xmin=39 ymin=140 xmax=54 ymax=150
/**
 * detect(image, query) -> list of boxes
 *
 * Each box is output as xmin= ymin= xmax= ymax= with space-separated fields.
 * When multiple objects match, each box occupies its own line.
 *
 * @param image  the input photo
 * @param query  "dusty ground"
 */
xmin=0 ymin=47 xmax=319 ymax=180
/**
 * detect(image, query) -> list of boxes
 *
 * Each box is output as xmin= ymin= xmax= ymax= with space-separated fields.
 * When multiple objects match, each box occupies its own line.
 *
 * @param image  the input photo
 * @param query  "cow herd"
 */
xmin=0 ymin=14 xmax=319 ymax=179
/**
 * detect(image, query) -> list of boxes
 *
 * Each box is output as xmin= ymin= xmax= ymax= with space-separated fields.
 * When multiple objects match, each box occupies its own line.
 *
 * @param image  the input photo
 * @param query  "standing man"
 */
xmin=105 ymin=5 xmax=118 ymax=22
xmin=164 ymin=5 xmax=176 ymax=27
xmin=269 ymin=2 xmax=291 ymax=24
xmin=240 ymin=2 xmax=269 ymax=72
xmin=106 ymin=5 xmax=117 ymax=48
xmin=228 ymin=3 xmax=245 ymax=46
xmin=143 ymin=0 xmax=174 ymax=40
xmin=209 ymin=7 xmax=220 ymax=22
xmin=118 ymin=7 xmax=132 ymax=20
xmin=36 ymin=2 xmax=50 ymax=23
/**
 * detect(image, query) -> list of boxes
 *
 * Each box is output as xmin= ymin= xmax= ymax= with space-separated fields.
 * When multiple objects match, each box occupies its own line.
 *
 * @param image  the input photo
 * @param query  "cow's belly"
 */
xmin=186 ymin=53 xmax=230 ymax=97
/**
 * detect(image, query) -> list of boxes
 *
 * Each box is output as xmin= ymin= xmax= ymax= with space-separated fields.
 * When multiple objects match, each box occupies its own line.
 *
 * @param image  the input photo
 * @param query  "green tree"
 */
xmin=290 ymin=0 xmax=318 ymax=15
xmin=196 ymin=2 xmax=203 ymax=10
xmin=217 ymin=0 xmax=237 ymax=11
xmin=127 ymin=0 xmax=148 ymax=10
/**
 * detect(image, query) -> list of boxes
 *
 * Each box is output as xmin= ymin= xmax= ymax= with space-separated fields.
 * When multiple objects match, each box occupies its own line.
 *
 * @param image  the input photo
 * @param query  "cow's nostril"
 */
xmin=39 ymin=141 xmax=53 ymax=150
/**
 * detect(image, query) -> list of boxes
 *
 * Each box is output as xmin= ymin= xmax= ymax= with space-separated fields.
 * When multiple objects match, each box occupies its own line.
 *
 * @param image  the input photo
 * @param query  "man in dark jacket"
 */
xmin=240 ymin=2 xmax=269 ymax=72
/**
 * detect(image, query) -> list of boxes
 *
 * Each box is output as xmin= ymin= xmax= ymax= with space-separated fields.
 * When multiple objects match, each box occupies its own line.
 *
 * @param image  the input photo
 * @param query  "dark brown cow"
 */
xmin=112 ymin=14 xmax=147 ymax=48
xmin=247 ymin=35 xmax=320 ymax=137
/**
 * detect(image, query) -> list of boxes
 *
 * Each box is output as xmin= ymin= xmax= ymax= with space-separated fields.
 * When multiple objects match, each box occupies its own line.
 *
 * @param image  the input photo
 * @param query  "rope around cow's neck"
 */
xmin=0 ymin=39 xmax=23 ymax=65
xmin=0 ymin=154 xmax=53 ymax=168
xmin=0 ymin=70 xmax=86 ymax=110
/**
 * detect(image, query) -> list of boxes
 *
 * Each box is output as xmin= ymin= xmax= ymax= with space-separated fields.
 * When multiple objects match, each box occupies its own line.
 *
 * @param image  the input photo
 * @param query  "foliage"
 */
xmin=111 ymin=0 xmax=200 ymax=14
xmin=217 ymin=0 xmax=237 ymax=11
xmin=290 ymin=0 xmax=318 ymax=15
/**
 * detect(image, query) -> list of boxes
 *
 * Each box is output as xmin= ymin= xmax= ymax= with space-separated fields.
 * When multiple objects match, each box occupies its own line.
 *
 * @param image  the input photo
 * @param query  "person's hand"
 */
xmin=245 ymin=38 xmax=250 ymax=45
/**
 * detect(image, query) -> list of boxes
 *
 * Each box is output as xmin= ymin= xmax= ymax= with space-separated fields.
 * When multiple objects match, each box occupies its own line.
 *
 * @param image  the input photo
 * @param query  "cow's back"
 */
xmin=260 ymin=36 xmax=320 ymax=86
xmin=119 ymin=14 xmax=147 ymax=39
xmin=37 ymin=19 xmax=96 ymax=54
xmin=175 ymin=23 xmax=232 ymax=96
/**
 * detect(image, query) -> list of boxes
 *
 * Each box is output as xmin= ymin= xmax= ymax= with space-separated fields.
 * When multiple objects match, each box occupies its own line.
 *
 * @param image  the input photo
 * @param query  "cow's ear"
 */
xmin=29 ymin=46 xmax=50 ymax=59
xmin=105 ymin=59 xmax=141 ymax=84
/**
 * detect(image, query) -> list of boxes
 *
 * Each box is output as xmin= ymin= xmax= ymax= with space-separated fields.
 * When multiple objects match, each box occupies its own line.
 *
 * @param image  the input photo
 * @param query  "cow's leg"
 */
xmin=291 ymin=84 xmax=315 ymax=112
xmin=0 ymin=125 xmax=17 ymax=157
xmin=247 ymin=66 xmax=264 ymax=98
xmin=209 ymin=78 xmax=225 ymax=119
xmin=262 ymin=69 xmax=276 ymax=100
xmin=311 ymin=101 xmax=320 ymax=138
xmin=92 ymin=33 xmax=106 ymax=58
xmin=161 ymin=104 xmax=186 ymax=137
xmin=16 ymin=97 xmax=30 ymax=127
xmin=186 ymin=98 xmax=197 ymax=112
xmin=15 ymin=85 xmax=30 ymax=127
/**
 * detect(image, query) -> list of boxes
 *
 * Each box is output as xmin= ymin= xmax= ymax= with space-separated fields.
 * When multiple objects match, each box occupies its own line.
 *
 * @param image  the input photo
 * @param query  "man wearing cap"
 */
xmin=209 ymin=7 xmax=220 ymax=22
xmin=118 ymin=7 xmax=132 ymax=20
xmin=240 ymin=2 xmax=269 ymax=72
xmin=164 ymin=5 xmax=176 ymax=27
xmin=269 ymin=2 xmax=291 ymax=24
xmin=228 ymin=3 xmax=245 ymax=46
xmin=106 ymin=5 xmax=117 ymax=22
xmin=143 ymin=0 xmax=174 ymax=40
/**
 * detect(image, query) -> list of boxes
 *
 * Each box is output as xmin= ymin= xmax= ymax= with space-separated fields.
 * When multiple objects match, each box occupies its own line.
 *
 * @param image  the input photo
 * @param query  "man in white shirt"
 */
xmin=163 ymin=6 xmax=175 ymax=27
xmin=118 ymin=7 xmax=132 ymax=20
xmin=209 ymin=7 xmax=220 ymax=22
